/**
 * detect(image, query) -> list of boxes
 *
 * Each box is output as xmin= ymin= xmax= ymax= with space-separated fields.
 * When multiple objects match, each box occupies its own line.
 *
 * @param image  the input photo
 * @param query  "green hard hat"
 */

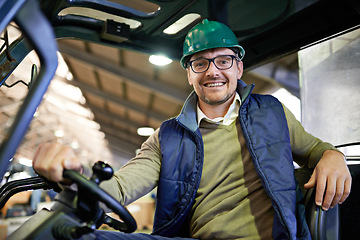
xmin=180 ymin=19 xmax=245 ymax=68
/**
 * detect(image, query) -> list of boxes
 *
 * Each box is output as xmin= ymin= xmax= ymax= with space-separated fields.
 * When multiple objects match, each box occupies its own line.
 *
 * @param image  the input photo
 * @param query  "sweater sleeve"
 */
xmin=100 ymin=128 xmax=162 ymax=205
xmin=282 ymin=104 xmax=339 ymax=168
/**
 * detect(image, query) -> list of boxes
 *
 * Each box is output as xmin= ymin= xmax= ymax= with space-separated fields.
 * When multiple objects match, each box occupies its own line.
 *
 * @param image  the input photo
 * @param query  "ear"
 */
xmin=186 ymin=68 xmax=193 ymax=86
xmin=236 ymin=60 xmax=244 ymax=79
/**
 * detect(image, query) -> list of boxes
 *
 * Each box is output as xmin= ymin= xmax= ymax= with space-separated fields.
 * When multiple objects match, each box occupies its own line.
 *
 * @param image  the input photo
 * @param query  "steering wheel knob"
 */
xmin=91 ymin=161 xmax=113 ymax=184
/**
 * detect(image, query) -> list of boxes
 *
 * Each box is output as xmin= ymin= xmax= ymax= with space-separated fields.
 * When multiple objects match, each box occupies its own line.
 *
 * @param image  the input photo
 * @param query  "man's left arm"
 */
xmin=282 ymin=104 xmax=352 ymax=210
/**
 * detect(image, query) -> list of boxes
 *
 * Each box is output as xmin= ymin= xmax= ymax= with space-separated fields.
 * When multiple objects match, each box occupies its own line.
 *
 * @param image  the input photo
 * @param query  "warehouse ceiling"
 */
xmin=1 ymin=0 xmax=359 ymax=169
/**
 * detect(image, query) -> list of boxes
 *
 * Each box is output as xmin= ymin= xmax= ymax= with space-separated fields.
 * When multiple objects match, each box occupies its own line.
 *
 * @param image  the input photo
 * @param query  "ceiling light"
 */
xmin=50 ymin=79 xmax=84 ymax=103
xmin=149 ymin=55 xmax=172 ymax=66
xmin=71 ymin=140 xmax=79 ymax=149
xmin=163 ymin=13 xmax=201 ymax=35
xmin=66 ymin=72 xmax=74 ymax=81
xmin=137 ymin=127 xmax=154 ymax=136
xmin=55 ymin=129 xmax=65 ymax=138
xmin=347 ymin=161 xmax=360 ymax=165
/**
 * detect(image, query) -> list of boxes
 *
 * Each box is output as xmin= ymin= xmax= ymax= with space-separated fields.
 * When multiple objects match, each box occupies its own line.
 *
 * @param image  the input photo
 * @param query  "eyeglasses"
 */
xmin=188 ymin=55 xmax=241 ymax=73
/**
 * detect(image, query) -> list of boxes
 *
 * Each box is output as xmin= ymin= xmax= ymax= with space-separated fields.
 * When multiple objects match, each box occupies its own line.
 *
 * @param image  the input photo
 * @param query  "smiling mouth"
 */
xmin=204 ymin=82 xmax=225 ymax=87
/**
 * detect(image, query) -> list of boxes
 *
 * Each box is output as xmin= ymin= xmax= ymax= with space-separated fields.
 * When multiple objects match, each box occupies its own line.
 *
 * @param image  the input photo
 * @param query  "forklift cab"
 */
xmin=1 ymin=0 xmax=359 ymax=239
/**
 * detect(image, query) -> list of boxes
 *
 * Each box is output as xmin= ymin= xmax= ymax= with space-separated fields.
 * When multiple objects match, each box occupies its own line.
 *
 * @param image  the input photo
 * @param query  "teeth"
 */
xmin=206 ymin=82 xmax=225 ymax=87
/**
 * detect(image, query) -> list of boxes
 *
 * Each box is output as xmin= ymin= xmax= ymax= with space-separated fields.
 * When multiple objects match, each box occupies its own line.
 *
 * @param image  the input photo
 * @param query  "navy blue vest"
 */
xmin=153 ymin=81 xmax=310 ymax=239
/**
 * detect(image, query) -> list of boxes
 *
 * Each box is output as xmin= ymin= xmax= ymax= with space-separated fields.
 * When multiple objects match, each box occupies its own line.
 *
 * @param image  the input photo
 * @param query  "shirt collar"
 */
xmin=197 ymin=92 xmax=241 ymax=126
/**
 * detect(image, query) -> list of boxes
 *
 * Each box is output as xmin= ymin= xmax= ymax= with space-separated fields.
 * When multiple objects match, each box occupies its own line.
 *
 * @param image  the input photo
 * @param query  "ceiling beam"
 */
xmin=100 ymin=126 xmax=142 ymax=152
xmin=66 ymin=78 xmax=169 ymax=122
xmin=90 ymin=104 xmax=141 ymax=129
xmin=93 ymin=116 xmax=145 ymax=146
xmin=58 ymin=43 xmax=188 ymax=104
xmin=105 ymin=135 xmax=139 ymax=167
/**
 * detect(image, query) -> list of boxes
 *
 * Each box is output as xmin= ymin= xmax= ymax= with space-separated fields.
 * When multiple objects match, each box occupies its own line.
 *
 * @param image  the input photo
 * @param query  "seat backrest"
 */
xmin=295 ymin=168 xmax=339 ymax=240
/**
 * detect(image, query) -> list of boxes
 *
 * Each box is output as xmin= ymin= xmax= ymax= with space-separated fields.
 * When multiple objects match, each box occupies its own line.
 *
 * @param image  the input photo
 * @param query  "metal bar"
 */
xmin=0 ymin=0 xmax=27 ymax=33
xmin=0 ymin=182 xmax=50 ymax=210
xmin=0 ymin=176 xmax=45 ymax=198
xmin=0 ymin=0 xmax=59 ymax=180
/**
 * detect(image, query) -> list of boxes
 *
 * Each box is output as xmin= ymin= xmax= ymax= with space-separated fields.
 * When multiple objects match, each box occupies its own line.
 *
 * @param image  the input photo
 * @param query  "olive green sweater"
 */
xmin=101 ymin=105 xmax=338 ymax=239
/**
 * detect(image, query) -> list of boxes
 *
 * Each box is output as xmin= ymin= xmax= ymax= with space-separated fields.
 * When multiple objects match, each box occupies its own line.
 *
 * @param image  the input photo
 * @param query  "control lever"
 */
xmin=76 ymin=161 xmax=113 ymax=224
xmin=88 ymin=162 xmax=130 ymax=232
xmin=90 ymin=161 xmax=113 ymax=185
xmin=78 ymin=161 xmax=121 ymax=231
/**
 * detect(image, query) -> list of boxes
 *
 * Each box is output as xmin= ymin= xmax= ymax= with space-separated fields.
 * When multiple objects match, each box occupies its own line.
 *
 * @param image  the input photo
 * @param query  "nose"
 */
xmin=205 ymin=61 xmax=220 ymax=77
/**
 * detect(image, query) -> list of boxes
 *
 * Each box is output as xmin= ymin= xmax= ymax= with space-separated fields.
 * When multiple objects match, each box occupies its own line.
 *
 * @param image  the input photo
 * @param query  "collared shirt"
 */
xmin=197 ymin=92 xmax=241 ymax=126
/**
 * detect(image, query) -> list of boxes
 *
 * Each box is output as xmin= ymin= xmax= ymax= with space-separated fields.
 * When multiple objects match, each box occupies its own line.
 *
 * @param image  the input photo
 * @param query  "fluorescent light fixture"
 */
xmin=347 ymin=161 xmax=360 ymax=165
xmin=66 ymin=72 xmax=74 ymax=81
xmin=71 ymin=140 xmax=79 ymax=149
xmin=50 ymin=79 xmax=84 ymax=103
xmin=149 ymin=55 xmax=173 ymax=66
xmin=55 ymin=129 xmax=65 ymax=138
xmin=137 ymin=127 xmax=155 ymax=136
xmin=163 ymin=13 xmax=201 ymax=35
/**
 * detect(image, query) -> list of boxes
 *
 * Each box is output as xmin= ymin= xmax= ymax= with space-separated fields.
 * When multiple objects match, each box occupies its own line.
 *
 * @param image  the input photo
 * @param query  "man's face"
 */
xmin=186 ymin=47 xmax=243 ymax=107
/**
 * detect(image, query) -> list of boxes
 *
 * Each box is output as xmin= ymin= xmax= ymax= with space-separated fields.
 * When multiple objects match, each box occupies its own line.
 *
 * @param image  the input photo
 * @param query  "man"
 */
xmin=33 ymin=19 xmax=351 ymax=239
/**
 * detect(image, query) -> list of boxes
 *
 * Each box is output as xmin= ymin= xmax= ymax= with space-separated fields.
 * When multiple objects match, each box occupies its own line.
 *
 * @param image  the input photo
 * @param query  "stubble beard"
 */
xmin=199 ymin=91 xmax=235 ymax=106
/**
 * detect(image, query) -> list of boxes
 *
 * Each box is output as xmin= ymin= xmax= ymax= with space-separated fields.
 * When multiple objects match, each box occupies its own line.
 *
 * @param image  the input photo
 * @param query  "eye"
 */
xmin=216 ymin=56 xmax=232 ymax=67
xmin=192 ymin=59 xmax=207 ymax=69
xmin=194 ymin=62 xmax=204 ymax=67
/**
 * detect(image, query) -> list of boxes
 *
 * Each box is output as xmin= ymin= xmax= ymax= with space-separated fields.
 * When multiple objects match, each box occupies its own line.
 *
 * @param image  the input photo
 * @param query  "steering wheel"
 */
xmin=58 ymin=162 xmax=137 ymax=235
xmin=5 ymin=161 xmax=136 ymax=240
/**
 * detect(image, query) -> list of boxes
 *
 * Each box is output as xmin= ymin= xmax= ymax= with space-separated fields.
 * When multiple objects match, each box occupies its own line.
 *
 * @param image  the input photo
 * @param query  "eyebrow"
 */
xmin=191 ymin=52 xmax=234 ymax=60
xmin=191 ymin=54 xmax=236 ymax=61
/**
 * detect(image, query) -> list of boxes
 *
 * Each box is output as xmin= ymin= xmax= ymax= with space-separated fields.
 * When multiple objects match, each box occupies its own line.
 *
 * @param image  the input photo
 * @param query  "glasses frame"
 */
xmin=188 ymin=55 xmax=241 ymax=73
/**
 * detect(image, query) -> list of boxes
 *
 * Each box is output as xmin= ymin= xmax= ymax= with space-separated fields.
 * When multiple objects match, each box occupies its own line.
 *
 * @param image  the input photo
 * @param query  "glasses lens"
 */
xmin=214 ymin=55 xmax=233 ymax=69
xmin=191 ymin=58 xmax=209 ymax=72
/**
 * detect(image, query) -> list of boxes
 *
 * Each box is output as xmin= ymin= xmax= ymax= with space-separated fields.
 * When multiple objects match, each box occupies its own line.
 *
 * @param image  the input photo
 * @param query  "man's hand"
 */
xmin=33 ymin=142 xmax=82 ymax=183
xmin=304 ymin=150 xmax=352 ymax=210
